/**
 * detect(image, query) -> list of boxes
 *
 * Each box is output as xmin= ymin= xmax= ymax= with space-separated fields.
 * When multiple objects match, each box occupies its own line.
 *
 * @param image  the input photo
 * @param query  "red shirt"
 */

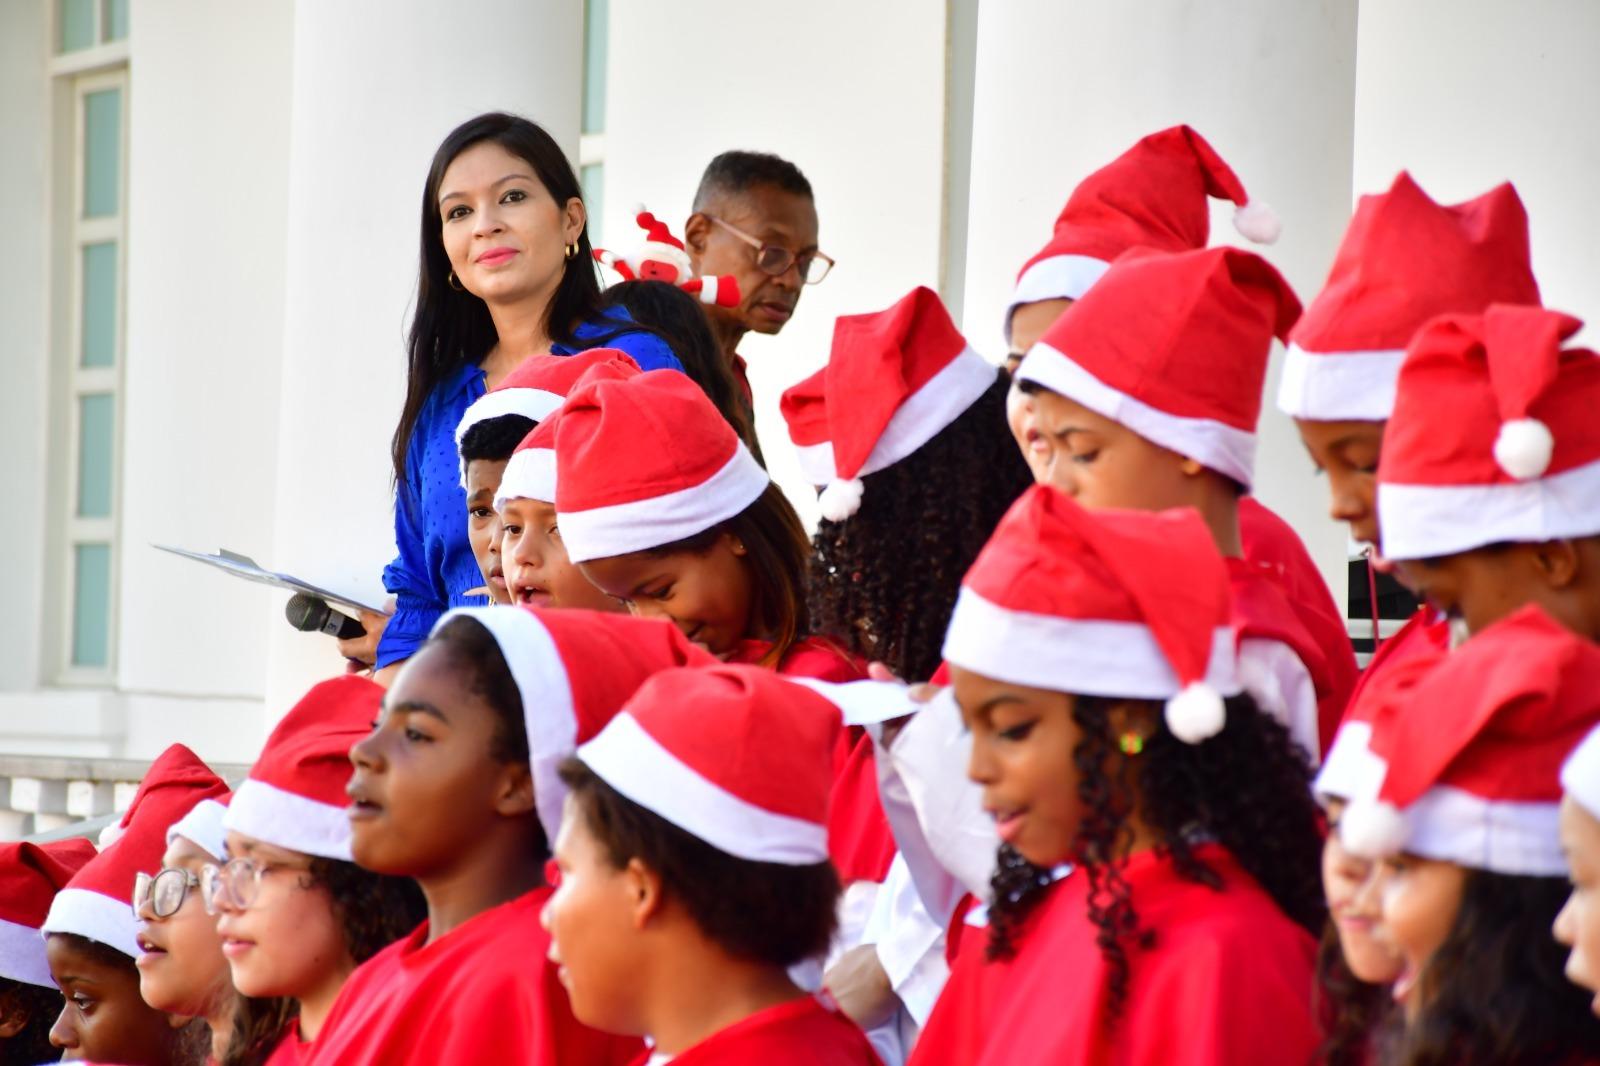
xmin=1344 ymin=607 xmax=1450 ymax=711
xmin=307 ymin=889 xmax=641 ymax=1066
xmin=261 ymin=1020 xmax=308 ymax=1065
xmin=910 ymin=845 xmax=1319 ymax=1066
xmin=730 ymin=636 xmax=867 ymax=682
xmin=633 ymin=993 xmax=881 ymax=1065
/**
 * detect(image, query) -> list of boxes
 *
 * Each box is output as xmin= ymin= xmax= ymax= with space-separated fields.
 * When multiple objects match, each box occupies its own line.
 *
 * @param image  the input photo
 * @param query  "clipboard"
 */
xmin=153 ymin=545 xmax=385 ymax=615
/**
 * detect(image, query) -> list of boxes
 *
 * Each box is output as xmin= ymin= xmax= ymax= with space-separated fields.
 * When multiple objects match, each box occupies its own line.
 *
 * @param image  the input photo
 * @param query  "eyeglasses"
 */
xmin=708 ymin=216 xmax=834 ymax=285
xmin=200 ymin=857 xmax=313 ymax=915
xmin=133 ymin=868 xmax=202 ymax=920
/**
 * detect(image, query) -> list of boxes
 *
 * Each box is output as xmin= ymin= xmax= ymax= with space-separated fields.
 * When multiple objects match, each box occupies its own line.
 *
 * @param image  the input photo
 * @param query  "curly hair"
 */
xmin=986 ymin=692 xmax=1324 ymax=1024
xmin=1313 ymin=921 xmax=1390 ymax=1066
xmin=807 ymin=373 xmax=1032 ymax=681
xmin=1385 ymin=869 xmax=1600 ymax=1065
xmin=0 ymin=977 xmax=63 ymax=1065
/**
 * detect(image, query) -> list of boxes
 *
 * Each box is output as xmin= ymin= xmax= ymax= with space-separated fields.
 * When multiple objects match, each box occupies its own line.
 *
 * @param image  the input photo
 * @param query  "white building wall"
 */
xmin=1351 ymin=0 xmax=1600 ymax=330
xmin=960 ymin=0 xmax=1362 ymax=605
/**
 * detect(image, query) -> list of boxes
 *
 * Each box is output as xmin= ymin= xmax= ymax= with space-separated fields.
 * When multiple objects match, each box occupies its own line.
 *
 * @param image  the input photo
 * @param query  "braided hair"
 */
xmin=807 ymin=373 xmax=1032 ymax=681
xmin=987 ymin=692 xmax=1324 ymax=1023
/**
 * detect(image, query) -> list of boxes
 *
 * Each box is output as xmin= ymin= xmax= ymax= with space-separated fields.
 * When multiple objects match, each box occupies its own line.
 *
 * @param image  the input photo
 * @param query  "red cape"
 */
xmin=632 ymin=993 xmax=881 ymax=1065
xmin=911 ymin=846 xmax=1318 ymax=1066
xmin=306 ymin=889 xmax=641 ymax=1066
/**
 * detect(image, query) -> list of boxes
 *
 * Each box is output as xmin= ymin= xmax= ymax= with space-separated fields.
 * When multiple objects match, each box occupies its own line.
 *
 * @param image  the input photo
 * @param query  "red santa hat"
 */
xmin=430 ymin=606 xmax=716 ymax=845
xmin=1278 ymin=173 xmax=1540 ymax=422
xmin=943 ymin=485 xmax=1240 ymax=744
xmin=42 ymin=744 xmax=228 ymax=958
xmin=1563 ymin=721 xmax=1600 ymax=823
xmin=1006 ymin=125 xmax=1279 ymax=340
xmin=166 ymin=792 xmax=231 ymax=862
xmin=1313 ymin=646 xmax=1444 ymax=804
xmin=593 ymin=205 xmax=741 ymax=308
xmin=0 ymin=838 xmax=96 ymax=987
xmin=1376 ymin=305 xmax=1600 ymax=561
xmin=494 ymin=356 xmax=643 ymax=512
xmin=1340 ymin=605 xmax=1600 ymax=874
xmin=780 ymin=286 xmax=998 ymax=521
xmin=456 ymin=349 xmax=643 ymax=487
xmin=224 ymin=676 xmax=382 ymax=862
xmin=578 ymin=664 xmax=839 ymax=863
xmin=1016 ymin=245 xmax=1302 ymax=490
xmin=554 ymin=369 xmax=770 ymax=563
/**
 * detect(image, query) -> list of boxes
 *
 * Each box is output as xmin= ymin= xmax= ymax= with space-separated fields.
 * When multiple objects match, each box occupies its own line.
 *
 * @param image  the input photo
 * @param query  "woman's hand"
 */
xmin=867 ymin=661 xmax=943 ymax=749
xmin=337 ymin=599 xmax=394 ymax=673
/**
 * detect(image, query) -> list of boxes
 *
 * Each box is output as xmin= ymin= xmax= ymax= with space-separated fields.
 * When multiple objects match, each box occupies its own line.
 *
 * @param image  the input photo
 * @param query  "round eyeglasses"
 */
xmin=200 ymin=856 xmax=313 ymax=915
xmin=708 ymin=216 xmax=834 ymax=285
xmin=133 ymin=868 xmax=202 ymax=920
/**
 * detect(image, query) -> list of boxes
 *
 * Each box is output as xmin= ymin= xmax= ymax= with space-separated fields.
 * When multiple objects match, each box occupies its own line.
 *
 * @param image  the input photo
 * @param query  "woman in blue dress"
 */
xmin=345 ymin=112 xmax=682 ymax=678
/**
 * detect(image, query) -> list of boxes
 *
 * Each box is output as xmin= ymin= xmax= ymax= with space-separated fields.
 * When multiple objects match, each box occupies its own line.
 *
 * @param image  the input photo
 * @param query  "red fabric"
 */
xmin=943 ymin=893 xmax=981 ymax=967
xmin=828 ymin=730 xmax=897 ymax=885
xmin=262 ymin=1021 xmax=307 ymax=1065
xmin=629 ymin=994 xmax=881 ymax=1065
xmin=730 ymin=636 xmax=867 ymax=683
xmin=306 ymin=890 xmax=641 ymax=1066
xmin=1344 ymin=608 xmax=1450 ymax=716
xmin=1238 ymin=496 xmax=1359 ymax=754
xmin=1228 ymin=557 xmax=1337 ymax=749
xmin=911 ymin=846 xmax=1318 ymax=1066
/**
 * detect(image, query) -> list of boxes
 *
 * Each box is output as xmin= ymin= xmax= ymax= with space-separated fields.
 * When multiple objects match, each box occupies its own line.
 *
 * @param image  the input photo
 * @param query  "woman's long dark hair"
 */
xmin=219 ymin=862 xmax=425 ymax=1065
xmin=596 ymin=279 xmax=760 ymax=463
xmin=393 ymin=112 xmax=604 ymax=488
xmin=808 ymin=372 xmax=1031 ymax=681
xmin=1384 ymin=870 xmax=1600 ymax=1066
xmin=986 ymin=692 xmax=1325 ymax=1025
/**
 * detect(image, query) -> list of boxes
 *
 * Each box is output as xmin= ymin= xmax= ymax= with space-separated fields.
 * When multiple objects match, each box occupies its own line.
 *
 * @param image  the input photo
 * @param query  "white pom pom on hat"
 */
xmin=1492 ymin=417 xmax=1555 ymax=480
xmin=818 ymin=477 xmax=865 ymax=522
xmin=1337 ymin=798 xmax=1409 ymax=860
xmin=1164 ymin=681 xmax=1227 ymax=744
xmin=1233 ymin=201 xmax=1282 ymax=245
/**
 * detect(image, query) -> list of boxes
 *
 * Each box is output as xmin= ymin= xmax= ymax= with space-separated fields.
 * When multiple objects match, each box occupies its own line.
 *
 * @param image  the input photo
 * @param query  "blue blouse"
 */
xmin=375 ymin=311 xmax=683 ymax=668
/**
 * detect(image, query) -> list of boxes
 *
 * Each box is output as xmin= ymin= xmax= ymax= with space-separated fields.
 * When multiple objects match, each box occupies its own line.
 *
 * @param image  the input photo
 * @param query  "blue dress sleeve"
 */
xmin=376 ymin=445 xmax=445 ymax=669
xmin=600 ymin=329 xmax=685 ymax=373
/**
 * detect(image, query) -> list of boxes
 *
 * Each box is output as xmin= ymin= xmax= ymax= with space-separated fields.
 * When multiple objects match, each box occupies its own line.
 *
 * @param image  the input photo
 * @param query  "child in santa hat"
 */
xmin=543 ymin=663 xmax=880 ymax=1064
xmin=1015 ymin=244 xmax=1351 ymax=760
xmin=1337 ymin=605 xmax=1600 ymax=1062
xmin=41 ymin=743 xmax=229 ymax=1064
xmin=554 ymin=368 xmax=862 ymax=680
xmin=0 ymin=838 xmax=95 ymax=1063
xmin=312 ymin=606 xmax=709 ymax=1065
xmin=908 ymin=486 xmax=1323 ymax=1066
xmin=496 ymin=357 xmax=640 ymax=613
xmin=208 ymin=676 xmax=424 ymax=1065
xmin=1557 ymin=722 xmax=1600 ymax=1016
xmin=1376 ymin=304 xmax=1600 ymax=643
xmin=131 ymin=788 xmax=235 ymax=1061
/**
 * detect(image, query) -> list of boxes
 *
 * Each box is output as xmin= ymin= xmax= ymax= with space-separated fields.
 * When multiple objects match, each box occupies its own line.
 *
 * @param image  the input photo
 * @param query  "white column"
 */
xmin=961 ymin=0 xmax=1361 ymax=603
xmin=263 ymin=0 xmax=583 ymax=717
xmin=1352 ymin=0 xmax=1600 ymax=326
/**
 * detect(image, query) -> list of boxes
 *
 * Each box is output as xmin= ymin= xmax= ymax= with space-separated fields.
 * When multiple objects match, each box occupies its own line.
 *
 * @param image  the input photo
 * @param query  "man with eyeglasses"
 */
xmin=683 ymin=150 xmax=832 ymax=433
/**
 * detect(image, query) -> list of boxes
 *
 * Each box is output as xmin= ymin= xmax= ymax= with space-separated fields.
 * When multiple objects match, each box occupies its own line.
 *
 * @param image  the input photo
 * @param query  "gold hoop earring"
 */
xmin=565 ymin=242 xmax=579 ymax=260
xmin=447 ymin=270 xmax=465 ymax=292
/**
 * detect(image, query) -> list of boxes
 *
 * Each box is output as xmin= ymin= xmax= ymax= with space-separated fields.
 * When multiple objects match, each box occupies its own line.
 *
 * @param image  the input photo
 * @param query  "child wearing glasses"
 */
xmin=211 ymin=676 xmax=424 ymax=1064
xmin=41 ymin=743 xmax=229 ymax=1065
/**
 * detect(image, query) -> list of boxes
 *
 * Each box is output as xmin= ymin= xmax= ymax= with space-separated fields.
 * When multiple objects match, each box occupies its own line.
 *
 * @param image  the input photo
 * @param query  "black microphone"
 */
xmin=285 ymin=593 xmax=366 ymax=640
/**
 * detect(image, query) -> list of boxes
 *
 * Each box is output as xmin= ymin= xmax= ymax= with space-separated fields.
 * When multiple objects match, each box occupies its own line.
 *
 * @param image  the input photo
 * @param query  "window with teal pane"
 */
xmin=77 ymin=394 xmax=114 ymax=518
xmin=582 ymin=0 xmax=608 ymax=135
xmin=81 ymin=241 xmax=117 ymax=368
xmin=581 ymin=164 xmax=604 ymax=245
xmin=58 ymin=0 xmax=95 ymax=52
xmin=72 ymin=543 xmax=112 ymax=668
xmin=84 ymin=89 xmax=121 ymax=218
xmin=103 ymin=0 xmax=128 ymax=41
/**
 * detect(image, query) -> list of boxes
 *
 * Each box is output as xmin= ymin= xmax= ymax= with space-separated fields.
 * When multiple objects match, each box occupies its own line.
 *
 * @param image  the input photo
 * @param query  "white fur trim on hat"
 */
xmin=166 ymin=797 xmax=228 ymax=861
xmin=941 ymin=587 xmax=1241 ymax=701
xmin=41 ymin=887 xmax=139 ymax=959
xmin=1377 ymin=454 xmax=1600 ymax=561
xmin=580 ymin=712 xmax=828 ymax=864
xmin=1016 ymin=343 xmax=1257 ymax=489
xmin=434 ymin=607 xmax=574 ymax=847
xmin=1314 ymin=721 xmax=1388 ymax=805
xmin=818 ymin=478 xmax=864 ymax=521
xmin=1493 ymin=418 xmax=1555 ymax=481
xmin=224 ymin=779 xmax=351 ymax=862
xmin=1164 ymin=682 xmax=1226 ymax=744
xmin=455 ymin=388 xmax=563 ymax=487
xmin=792 ymin=347 xmax=999 ymax=488
xmin=1339 ymin=798 xmax=1409 ymax=860
xmin=559 ymin=444 xmax=770 ymax=564
xmin=494 ymin=447 xmax=557 ymax=511
xmin=1346 ymin=785 xmax=1565 ymax=876
xmin=1275 ymin=343 xmax=1406 ymax=422
xmin=1562 ymin=726 xmax=1600 ymax=822
xmin=0 ymin=917 xmax=55 ymax=987
xmin=1233 ymin=201 xmax=1282 ymax=244
xmin=1005 ymin=255 xmax=1113 ymax=340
